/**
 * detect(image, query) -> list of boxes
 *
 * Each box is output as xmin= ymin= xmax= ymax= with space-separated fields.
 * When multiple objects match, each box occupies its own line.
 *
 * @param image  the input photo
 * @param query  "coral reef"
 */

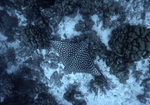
xmin=34 ymin=92 xmax=58 ymax=105
xmin=0 ymin=0 xmax=14 ymax=8
xmin=0 ymin=73 xmax=14 ymax=99
xmin=22 ymin=24 xmax=50 ymax=49
xmin=137 ymin=78 xmax=150 ymax=104
xmin=109 ymin=25 xmax=150 ymax=61
xmin=105 ymin=51 xmax=130 ymax=83
xmin=89 ymin=75 xmax=110 ymax=95
xmin=55 ymin=0 xmax=78 ymax=16
xmin=23 ymin=3 xmax=42 ymax=22
xmin=0 ymin=48 xmax=16 ymax=74
xmin=100 ymin=1 xmax=125 ymax=28
xmin=77 ymin=0 xmax=124 ymax=28
xmin=1 ymin=66 xmax=58 ymax=105
xmin=6 ymin=48 xmax=16 ymax=64
xmin=75 ymin=19 xmax=94 ymax=32
xmin=63 ymin=85 xmax=87 ymax=105
xmin=77 ymin=0 xmax=95 ymax=15
xmin=1 ymin=0 xmax=150 ymax=104
xmin=0 ymin=10 xmax=18 ymax=42
xmin=107 ymin=25 xmax=150 ymax=82
xmin=0 ymin=55 xmax=7 ymax=74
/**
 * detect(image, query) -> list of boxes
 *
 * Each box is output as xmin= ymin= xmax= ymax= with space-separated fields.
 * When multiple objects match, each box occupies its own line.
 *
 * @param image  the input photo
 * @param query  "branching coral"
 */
xmin=1 ymin=65 xmax=58 ymax=105
xmin=109 ymin=25 xmax=150 ymax=61
xmin=105 ymin=51 xmax=130 ymax=83
xmin=22 ymin=24 xmax=50 ymax=49
xmin=63 ymin=85 xmax=87 ymax=105
xmin=107 ymin=25 xmax=150 ymax=83
xmin=89 ymin=75 xmax=110 ymax=95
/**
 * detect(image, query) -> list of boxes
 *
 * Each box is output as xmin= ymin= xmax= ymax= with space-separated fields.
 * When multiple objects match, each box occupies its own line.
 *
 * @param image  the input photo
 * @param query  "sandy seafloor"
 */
xmin=0 ymin=0 xmax=150 ymax=105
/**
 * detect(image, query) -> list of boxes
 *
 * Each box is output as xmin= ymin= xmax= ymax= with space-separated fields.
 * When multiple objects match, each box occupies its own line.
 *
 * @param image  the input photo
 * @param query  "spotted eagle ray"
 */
xmin=51 ymin=39 xmax=101 ymax=76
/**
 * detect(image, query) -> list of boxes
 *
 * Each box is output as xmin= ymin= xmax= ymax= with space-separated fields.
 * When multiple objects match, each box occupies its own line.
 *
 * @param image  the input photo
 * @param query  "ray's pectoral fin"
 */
xmin=79 ymin=38 xmax=89 ymax=49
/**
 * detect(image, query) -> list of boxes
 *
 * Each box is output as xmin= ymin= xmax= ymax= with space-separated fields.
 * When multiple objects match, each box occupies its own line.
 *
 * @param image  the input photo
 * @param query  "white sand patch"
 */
xmin=110 ymin=15 xmax=119 ymax=22
xmin=134 ymin=58 xmax=150 ymax=80
xmin=15 ymin=10 xmax=27 ymax=26
xmin=145 ymin=12 xmax=150 ymax=28
xmin=0 ymin=32 xmax=7 ymax=41
xmin=40 ymin=62 xmax=55 ymax=79
xmin=49 ymin=73 xmax=93 ymax=105
xmin=57 ymin=13 xmax=83 ymax=39
xmin=6 ymin=40 xmax=21 ymax=49
xmin=0 ymin=6 xmax=3 ymax=10
xmin=91 ymin=14 xmax=113 ymax=50
xmin=120 ymin=0 xmax=150 ymax=28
